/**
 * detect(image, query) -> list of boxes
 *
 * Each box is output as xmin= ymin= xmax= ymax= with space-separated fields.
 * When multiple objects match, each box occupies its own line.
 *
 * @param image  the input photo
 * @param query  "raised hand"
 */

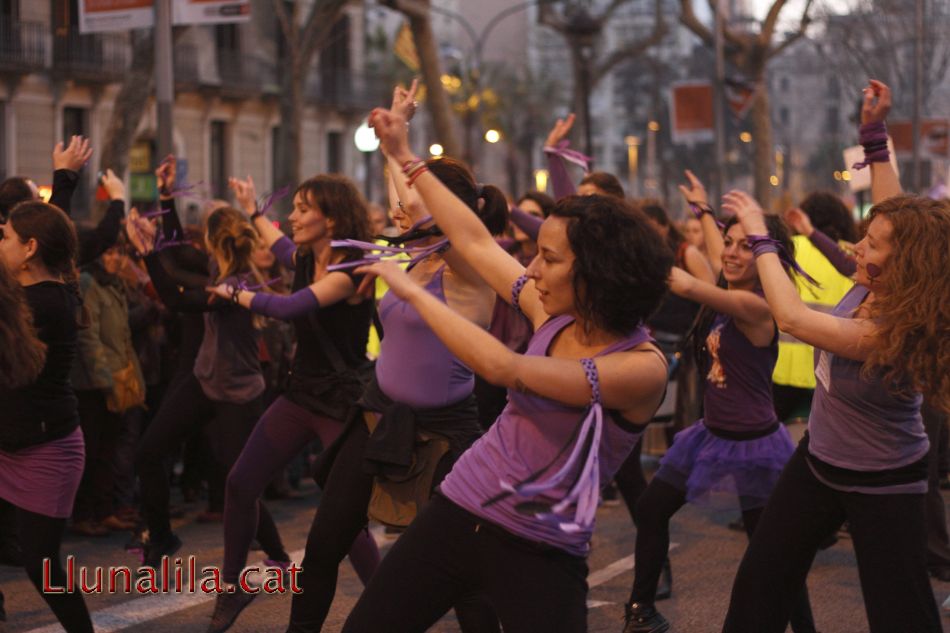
xmin=391 ymin=78 xmax=420 ymax=122
xmin=678 ymin=170 xmax=709 ymax=208
xmin=368 ymin=108 xmax=413 ymax=164
xmin=126 ymin=207 xmax=155 ymax=256
xmin=228 ymin=176 xmax=258 ymax=216
xmin=155 ymin=155 xmax=177 ymax=197
xmin=544 ymin=113 xmax=575 ymax=148
xmin=100 ymin=168 xmax=126 ymax=201
xmin=861 ymin=79 xmax=891 ymax=125
xmin=356 ymin=261 xmax=417 ymax=301
xmin=784 ymin=207 xmax=814 ymax=237
xmin=722 ymin=190 xmax=768 ymax=236
xmin=53 ymin=135 xmax=93 ymax=172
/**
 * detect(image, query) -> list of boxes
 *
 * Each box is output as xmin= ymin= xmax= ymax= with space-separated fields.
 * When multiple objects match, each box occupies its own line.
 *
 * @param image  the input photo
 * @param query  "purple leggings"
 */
xmin=223 ymin=396 xmax=380 ymax=584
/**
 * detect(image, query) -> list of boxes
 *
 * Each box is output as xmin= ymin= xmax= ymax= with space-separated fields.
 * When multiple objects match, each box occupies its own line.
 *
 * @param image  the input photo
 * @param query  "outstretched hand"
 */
xmin=228 ymin=176 xmax=258 ymax=216
xmin=206 ymin=282 xmax=234 ymax=301
xmin=356 ymin=261 xmax=418 ymax=302
xmin=861 ymin=79 xmax=891 ymax=125
xmin=544 ymin=113 xmax=575 ymax=148
xmin=721 ymin=191 xmax=768 ymax=236
xmin=100 ymin=169 xmax=125 ymax=201
xmin=155 ymin=155 xmax=177 ymax=197
xmin=368 ymin=108 xmax=413 ymax=164
xmin=391 ymin=78 xmax=420 ymax=123
xmin=126 ymin=207 xmax=156 ymax=256
xmin=53 ymin=135 xmax=93 ymax=172
xmin=678 ymin=170 xmax=709 ymax=207
xmin=784 ymin=207 xmax=814 ymax=237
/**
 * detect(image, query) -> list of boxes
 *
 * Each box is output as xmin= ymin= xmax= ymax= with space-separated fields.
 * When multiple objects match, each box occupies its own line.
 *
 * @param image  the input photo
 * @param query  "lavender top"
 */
xmin=375 ymin=265 xmax=474 ymax=408
xmin=807 ymin=285 xmax=927 ymax=489
xmin=702 ymin=312 xmax=779 ymax=432
xmin=440 ymin=315 xmax=652 ymax=557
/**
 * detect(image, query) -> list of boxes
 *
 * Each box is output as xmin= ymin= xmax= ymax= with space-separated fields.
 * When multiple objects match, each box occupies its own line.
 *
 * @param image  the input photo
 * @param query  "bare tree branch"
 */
xmin=680 ymin=0 xmax=714 ymax=47
xmin=766 ymin=0 xmax=814 ymax=59
xmin=760 ymin=0 xmax=791 ymax=45
xmin=272 ymin=0 xmax=296 ymax=51
xmin=594 ymin=2 xmax=668 ymax=83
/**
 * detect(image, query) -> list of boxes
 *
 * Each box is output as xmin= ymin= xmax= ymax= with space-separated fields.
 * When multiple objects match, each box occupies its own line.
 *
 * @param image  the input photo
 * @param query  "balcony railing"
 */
xmin=216 ymin=49 xmax=275 ymax=96
xmin=0 ymin=21 xmax=48 ymax=73
xmin=52 ymin=32 xmax=129 ymax=81
xmin=306 ymin=69 xmax=389 ymax=112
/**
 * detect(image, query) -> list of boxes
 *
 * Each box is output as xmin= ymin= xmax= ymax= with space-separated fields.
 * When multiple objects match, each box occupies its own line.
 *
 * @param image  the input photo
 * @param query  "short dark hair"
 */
xmin=517 ymin=190 xmax=555 ymax=217
xmin=295 ymin=174 xmax=372 ymax=244
xmin=800 ymin=191 xmax=856 ymax=242
xmin=549 ymin=195 xmax=672 ymax=335
xmin=0 ymin=177 xmax=36 ymax=221
xmin=579 ymin=171 xmax=625 ymax=199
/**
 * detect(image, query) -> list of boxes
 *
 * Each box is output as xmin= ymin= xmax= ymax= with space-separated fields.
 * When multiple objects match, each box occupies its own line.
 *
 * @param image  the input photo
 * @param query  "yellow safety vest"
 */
xmin=772 ymin=235 xmax=854 ymax=389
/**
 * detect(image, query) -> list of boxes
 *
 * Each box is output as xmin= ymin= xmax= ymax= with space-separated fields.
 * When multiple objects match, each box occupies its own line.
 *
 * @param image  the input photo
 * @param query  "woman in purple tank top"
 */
xmin=276 ymin=84 xmax=506 ymax=633
xmin=335 ymin=107 xmax=671 ymax=633
xmin=623 ymin=171 xmax=816 ymax=633
xmin=720 ymin=81 xmax=948 ymax=633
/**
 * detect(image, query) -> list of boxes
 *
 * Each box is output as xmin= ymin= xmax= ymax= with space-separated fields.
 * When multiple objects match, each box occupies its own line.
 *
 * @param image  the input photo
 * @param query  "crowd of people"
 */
xmin=0 ymin=77 xmax=948 ymax=633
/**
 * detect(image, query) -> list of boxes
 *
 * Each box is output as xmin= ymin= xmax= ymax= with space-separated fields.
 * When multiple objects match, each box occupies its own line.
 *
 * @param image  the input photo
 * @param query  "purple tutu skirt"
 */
xmin=654 ymin=419 xmax=794 ymax=510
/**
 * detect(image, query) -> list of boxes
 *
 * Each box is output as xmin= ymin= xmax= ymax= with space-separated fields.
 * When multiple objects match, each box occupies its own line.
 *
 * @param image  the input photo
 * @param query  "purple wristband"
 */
xmin=852 ymin=121 xmax=890 ymax=170
xmin=249 ymin=289 xmax=320 ymax=321
xmin=746 ymin=235 xmax=819 ymax=286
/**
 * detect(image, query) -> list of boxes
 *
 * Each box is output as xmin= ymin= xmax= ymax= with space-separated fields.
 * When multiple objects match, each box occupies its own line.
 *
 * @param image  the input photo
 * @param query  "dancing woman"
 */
xmin=721 ymin=81 xmax=947 ymax=633
xmin=202 ymin=174 xmax=381 ymax=632
xmin=0 ymin=202 xmax=94 ymax=632
xmin=273 ymin=84 xmax=504 ymax=632
xmin=130 ymin=202 xmax=288 ymax=571
xmin=622 ymin=172 xmax=817 ymax=633
xmin=336 ymin=107 xmax=672 ymax=633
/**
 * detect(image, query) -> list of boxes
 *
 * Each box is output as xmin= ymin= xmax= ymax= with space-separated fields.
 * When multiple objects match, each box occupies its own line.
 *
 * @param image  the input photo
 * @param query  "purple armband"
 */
xmin=270 ymin=236 xmax=297 ymax=270
xmin=249 ymin=289 xmax=320 ymax=321
xmin=852 ymin=121 xmax=890 ymax=171
xmin=746 ymin=235 xmax=819 ymax=287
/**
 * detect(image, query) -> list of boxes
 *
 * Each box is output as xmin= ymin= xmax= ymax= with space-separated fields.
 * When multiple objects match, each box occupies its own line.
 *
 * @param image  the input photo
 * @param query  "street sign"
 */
xmin=79 ymin=0 xmax=250 ymax=33
xmin=887 ymin=119 xmax=949 ymax=158
xmin=669 ymin=82 xmax=714 ymax=145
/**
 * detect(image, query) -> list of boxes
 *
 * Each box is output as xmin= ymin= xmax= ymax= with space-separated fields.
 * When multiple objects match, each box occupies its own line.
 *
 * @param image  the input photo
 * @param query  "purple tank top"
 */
xmin=440 ymin=315 xmax=653 ymax=557
xmin=375 ymin=265 xmax=474 ymax=407
xmin=702 ymin=312 xmax=778 ymax=431
xmin=807 ymin=285 xmax=927 ymax=477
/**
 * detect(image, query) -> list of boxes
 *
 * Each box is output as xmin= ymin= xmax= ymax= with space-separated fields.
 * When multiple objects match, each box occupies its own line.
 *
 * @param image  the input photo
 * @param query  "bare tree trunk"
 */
xmin=275 ymin=65 xmax=304 ymax=196
xmin=405 ymin=8 xmax=461 ymax=159
xmin=750 ymin=87 xmax=773 ymax=208
xmin=99 ymin=32 xmax=154 ymax=176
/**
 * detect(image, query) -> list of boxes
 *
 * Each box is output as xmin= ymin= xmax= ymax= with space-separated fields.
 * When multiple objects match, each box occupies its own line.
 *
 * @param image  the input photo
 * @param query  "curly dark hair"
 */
xmin=0 ymin=177 xmax=37 ymax=221
xmin=549 ymin=195 xmax=672 ymax=335
xmin=800 ymin=191 xmax=857 ymax=243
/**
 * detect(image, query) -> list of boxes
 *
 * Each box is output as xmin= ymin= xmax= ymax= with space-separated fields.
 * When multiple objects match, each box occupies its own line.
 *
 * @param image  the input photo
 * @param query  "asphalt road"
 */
xmin=4 ymin=471 xmax=950 ymax=632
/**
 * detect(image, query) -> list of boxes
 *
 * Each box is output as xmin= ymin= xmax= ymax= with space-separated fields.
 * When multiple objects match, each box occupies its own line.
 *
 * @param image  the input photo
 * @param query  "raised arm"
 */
xmin=724 ymin=191 xmax=877 ymax=361
xmin=785 ymin=207 xmax=857 ymax=277
xmin=229 ymin=175 xmax=295 ymax=270
xmin=668 ymin=266 xmax=773 ymax=345
xmin=78 ymin=170 xmax=126 ymax=267
xmin=860 ymin=80 xmax=901 ymax=203
xmin=543 ymin=114 xmax=578 ymax=200
xmin=365 ymin=261 xmax=668 ymax=419
xmin=371 ymin=107 xmax=545 ymax=327
xmin=49 ymin=135 xmax=93 ymax=215
xmin=679 ymin=170 xmax=723 ymax=276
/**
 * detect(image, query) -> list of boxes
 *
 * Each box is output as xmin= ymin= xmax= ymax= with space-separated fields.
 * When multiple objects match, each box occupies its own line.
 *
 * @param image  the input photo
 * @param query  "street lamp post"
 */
xmin=564 ymin=7 xmax=599 ymax=160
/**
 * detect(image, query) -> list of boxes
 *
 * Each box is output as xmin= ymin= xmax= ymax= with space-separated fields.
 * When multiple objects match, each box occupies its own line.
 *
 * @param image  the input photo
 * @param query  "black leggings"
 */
xmin=3 ymin=505 xmax=94 ymax=632
xmin=631 ymin=477 xmax=817 ymax=633
xmin=342 ymin=495 xmax=588 ymax=633
xmin=723 ymin=444 xmax=941 ymax=633
xmin=135 ymin=373 xmax=285 ymax=558
xmin=288 ymin=422 xmax=498 ymax=632
xmin=614 ymin=436 xmax=647 ymax=524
